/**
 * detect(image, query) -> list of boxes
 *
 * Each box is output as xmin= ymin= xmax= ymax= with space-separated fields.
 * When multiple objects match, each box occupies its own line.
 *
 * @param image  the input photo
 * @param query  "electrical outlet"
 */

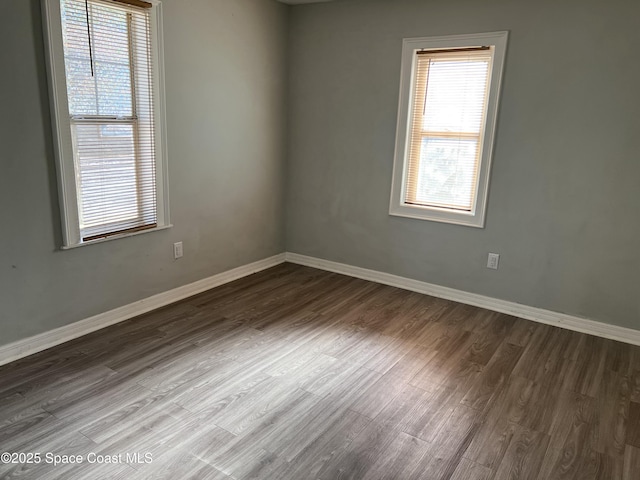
xmin=487 ymin=253 xmax=500 ymax=270
xmin=173 ymin=242 xmax=183 ymax=259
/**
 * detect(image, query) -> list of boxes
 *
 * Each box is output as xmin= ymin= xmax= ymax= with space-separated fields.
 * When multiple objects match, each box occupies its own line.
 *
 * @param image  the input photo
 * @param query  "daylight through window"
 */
xmin=390 ymin=33 xmax=508 ymax=227
xmin=405 ymin=49 xmax=491 ymax=211
xmin=61 ymin=0 xmax=158 ymax=241
xmin=44 ymin=0 xmax=168 ymax=247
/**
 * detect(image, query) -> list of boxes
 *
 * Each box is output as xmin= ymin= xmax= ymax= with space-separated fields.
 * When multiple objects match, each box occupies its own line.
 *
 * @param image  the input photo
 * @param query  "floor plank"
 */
xmin=493 ymin=427 xmax=550 ymax=480
xmin=626 ymin=401 xmax=640 ymax=448
xmin=623 ymin=445 xmax=640 ymax=480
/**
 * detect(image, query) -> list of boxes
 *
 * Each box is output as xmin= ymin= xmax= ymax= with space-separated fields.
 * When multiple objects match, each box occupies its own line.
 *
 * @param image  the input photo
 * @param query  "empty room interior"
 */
xmin=1 ymin=0 xmax=639 ymax=478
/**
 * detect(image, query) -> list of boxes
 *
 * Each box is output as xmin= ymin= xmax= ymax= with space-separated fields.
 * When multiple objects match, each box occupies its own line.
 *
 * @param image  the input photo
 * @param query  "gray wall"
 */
xmin=286 ymin=0 xmax=640 ymax=330
xmin=0 ymin=0 xmax=289 ymax=345
xmin=2 ymin=0 xmax=638 ymax=349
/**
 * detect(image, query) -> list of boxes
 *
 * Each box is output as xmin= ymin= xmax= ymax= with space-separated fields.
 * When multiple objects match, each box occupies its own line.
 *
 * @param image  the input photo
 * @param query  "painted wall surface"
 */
xmin=286 ymin=0 xmax=640 ymax=330
xmin=1 ymin=0 xmax=639 ymax=348
xmin=0 ymin=0 xmax=288 ymax=345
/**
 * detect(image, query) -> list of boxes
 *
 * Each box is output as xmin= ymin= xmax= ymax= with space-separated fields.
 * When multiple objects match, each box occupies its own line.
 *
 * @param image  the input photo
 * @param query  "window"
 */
xmin=43 ymin=0 xmax=169 ymax=247
xmin=390 ymin=32 xmax=508 ymax=227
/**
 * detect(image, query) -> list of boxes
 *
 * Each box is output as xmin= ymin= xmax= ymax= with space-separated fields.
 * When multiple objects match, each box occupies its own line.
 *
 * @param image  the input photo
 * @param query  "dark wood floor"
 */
xmin=1 ymin=263 xmax=639 ymax=479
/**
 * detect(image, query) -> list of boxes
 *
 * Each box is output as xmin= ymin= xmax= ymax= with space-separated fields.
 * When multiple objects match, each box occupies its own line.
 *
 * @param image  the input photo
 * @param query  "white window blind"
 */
xmin=405 ymin=48 xmax=493 ymax=212
xmin=61 ymin=0 xmax=158 ymax=241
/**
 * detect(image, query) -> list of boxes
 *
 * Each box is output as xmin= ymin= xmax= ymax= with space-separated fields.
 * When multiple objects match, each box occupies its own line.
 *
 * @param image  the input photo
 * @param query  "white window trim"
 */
xmin=389 ymin=31 xmax=508 ymax=228
xmin=42 ymin=0 xmax=171 ymax=248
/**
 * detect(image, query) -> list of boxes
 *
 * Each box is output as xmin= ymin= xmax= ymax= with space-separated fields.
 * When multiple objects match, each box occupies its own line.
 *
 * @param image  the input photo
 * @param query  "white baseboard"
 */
xmin=3 ymin=250 xmax=638 ymax=367
xmin=285 ymin=252 xmax=640 ymax=347
xmin=0 ymin=253 xmax=286 ymax=367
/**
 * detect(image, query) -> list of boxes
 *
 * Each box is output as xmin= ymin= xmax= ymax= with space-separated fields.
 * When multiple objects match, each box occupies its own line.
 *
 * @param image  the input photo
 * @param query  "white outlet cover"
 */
xmin=487 ymin=253 xmax=500 ymax=270
xmin=174 ymin=242 xmax=183 ymax=259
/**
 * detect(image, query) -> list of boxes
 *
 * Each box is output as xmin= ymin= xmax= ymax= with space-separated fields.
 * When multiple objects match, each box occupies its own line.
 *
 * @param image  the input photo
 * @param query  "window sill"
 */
xmin=61 ymin=224 xmax=173 ymax=250
xmin=389 ymin=203 xmax=485 ymax=228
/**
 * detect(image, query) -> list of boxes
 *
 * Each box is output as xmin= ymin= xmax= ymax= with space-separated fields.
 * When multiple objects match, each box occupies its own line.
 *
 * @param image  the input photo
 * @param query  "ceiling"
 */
xmin=277 ymin=0 xmax=335 ymax=4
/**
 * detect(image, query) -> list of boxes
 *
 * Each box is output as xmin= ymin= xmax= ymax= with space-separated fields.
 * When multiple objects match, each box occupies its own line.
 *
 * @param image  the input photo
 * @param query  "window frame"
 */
xmin=42 ymin=0 xmax=170 ymax=248
xmin=389 ymin=32 xmax=508 ymax=228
